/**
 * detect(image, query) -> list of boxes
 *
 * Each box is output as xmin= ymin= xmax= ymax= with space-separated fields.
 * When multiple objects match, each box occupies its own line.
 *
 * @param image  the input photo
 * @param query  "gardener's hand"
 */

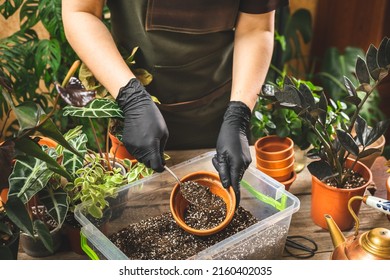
xmin=212 ymin=101 xmax=252 ymax=207
xmin=116 ymin=78 xmax=168 ymax=172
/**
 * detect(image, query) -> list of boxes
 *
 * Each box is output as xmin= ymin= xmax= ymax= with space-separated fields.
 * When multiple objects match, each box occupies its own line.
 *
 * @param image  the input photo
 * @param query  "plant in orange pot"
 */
xmin=267 ymin=37 xmax=390 ymax=230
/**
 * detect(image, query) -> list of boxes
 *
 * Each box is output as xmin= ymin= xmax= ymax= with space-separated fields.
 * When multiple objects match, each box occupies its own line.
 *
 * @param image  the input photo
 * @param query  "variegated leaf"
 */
xmin=8 ymin=148 xmax=57 ymax=204
xmin=63 ymin=99 xmax=124 ymax=119
xmin=39 ymin=187 xmax=69 ymax=227
xmin=62 ymin=132 xmax=88 ymax=175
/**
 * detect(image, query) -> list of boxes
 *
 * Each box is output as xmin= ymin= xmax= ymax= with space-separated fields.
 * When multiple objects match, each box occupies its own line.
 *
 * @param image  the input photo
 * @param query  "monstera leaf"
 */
xmin=63 ymin=98 xmax=124 ymax=119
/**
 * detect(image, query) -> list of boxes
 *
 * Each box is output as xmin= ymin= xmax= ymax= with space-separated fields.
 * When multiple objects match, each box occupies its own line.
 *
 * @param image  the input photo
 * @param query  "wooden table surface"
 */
xmin=18 ymin=147 xmax=390 ymax=260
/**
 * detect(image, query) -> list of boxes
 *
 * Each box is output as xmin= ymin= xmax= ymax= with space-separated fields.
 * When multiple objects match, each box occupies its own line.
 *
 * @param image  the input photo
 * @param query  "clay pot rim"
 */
xmin=311 ymin=159 xmax=373 ymax=193
xmin=169 ymin=171 xmax=236 ymax=236
xmin=256 ymin=152 xmax=295 ymax=167
xmin=255 ymin=135 xmax=294 ymax=154
xmin=257 ymin=159 xmax=295 ymax=174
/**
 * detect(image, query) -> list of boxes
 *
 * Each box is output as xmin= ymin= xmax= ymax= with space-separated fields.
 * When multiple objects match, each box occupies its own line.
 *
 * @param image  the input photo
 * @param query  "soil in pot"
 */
xmin=180 ymin=181 xmax=227 ymax=230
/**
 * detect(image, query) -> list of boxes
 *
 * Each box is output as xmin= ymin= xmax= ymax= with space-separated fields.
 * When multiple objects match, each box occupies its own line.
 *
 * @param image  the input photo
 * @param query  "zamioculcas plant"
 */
xmin=264 ymin=37 xmax=390 ymax=188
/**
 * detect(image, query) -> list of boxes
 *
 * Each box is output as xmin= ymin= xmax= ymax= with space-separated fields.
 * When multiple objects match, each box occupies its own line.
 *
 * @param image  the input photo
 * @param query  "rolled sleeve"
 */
xmin=239 ymin=0 xmax=289 ymax=14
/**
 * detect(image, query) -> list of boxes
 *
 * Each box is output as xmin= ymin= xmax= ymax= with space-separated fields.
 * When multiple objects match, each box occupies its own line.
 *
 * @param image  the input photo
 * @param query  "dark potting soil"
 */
xmin=109 ymin=206 xmax=259 ymax=260
xmin=325 ymin=169 xmax=367 ymax=188
xmin=180 ymin=181 xmax=227 ymax=230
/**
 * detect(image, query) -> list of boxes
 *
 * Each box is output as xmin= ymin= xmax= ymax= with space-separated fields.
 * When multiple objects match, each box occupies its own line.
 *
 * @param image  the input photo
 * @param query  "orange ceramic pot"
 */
xmin=279 ymin=171 xmax=297 ymax=191
xmin=311 ymin=158 xmax=373 ymax=230
xmin=37 ymin=137 xmax=57 ymax=148
xmin=109 ymin=132 xmax=137 ymax=164
xmin=0 ymin=188 xmax=8 ymax=204
xmin=256 ymin=152 xmax=295 ymax=169
xmin=170 ymin=171 xmax=236 ymax=236
xmin=255 ymin=135 xmax=294 ymax=161
xmin=256 ymin=160 xmax=295 ymax=182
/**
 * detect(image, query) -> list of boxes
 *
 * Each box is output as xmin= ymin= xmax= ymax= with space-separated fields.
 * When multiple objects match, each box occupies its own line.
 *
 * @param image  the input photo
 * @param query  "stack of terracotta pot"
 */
xmin=255 ymin=135 xmax=296 ymax=191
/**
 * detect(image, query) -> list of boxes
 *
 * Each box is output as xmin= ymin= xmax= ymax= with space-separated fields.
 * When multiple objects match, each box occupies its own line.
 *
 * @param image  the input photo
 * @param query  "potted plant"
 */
xmin=0 ymin=64 xmax=83 ymax=256
xmin=263 ymin=37 xmax=390 ymax=230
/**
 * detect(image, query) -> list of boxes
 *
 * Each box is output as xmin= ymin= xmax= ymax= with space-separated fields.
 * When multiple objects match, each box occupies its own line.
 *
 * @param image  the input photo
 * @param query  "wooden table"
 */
xmin=18 ymin=147 xmax=390 ymax=260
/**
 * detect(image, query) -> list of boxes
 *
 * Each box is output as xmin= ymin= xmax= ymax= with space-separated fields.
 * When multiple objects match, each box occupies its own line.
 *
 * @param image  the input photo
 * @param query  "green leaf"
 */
xmin=39 ymin=187 xmax=69 ymax=227
xmin=4 ymin=196 xmax=34 ymax=238
xmin=14 ymin=137 xmax=72 ymax=181
xmin=88 ymin=204 xmax=103 ymax=219
xmin=37 ymin=115 xmax=83 ymax=157
xmin=0 ymin=0 xmax=24 ymax=19
xmin=19 ymin=0 xmax=39 ymax=30
xmin=8 ymin=154 xmax=54 ymax=204
xmin=34 ymin=38 xmax=61 ymax=79
xmin=366 ymin=44 xmax=380 ymax=80
xmin=62 ymin=132 xmax=87 ymax=175
xmin=14 ymin=101 xmax=43 ymax=134
xmin=34 ymin=219 xmax=53 ymax=253
xmin=63 ymin=99 xmax=124 ymax=118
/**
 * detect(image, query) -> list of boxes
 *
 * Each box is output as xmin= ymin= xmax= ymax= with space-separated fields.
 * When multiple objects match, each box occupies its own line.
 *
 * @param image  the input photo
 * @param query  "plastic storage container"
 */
xmin=75 ymin=151 xmax=300 ymax=260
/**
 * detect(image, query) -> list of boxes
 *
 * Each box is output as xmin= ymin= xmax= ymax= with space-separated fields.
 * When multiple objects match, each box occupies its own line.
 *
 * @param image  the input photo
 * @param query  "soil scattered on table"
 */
xmin=180 ymin=181 xmax=227 ymax=230
xmin=109 ymin=206 xmax=259 ymax=260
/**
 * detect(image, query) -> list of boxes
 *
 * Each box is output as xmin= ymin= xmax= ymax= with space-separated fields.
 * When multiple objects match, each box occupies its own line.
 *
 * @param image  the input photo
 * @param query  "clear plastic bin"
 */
xmin=74 ymin=151 xmax=300 ymax=260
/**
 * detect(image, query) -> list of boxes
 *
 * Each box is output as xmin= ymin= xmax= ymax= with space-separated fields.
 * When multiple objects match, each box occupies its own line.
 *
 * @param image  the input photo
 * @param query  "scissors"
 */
xmin=284 ymin=235 xmax=318 ymax=259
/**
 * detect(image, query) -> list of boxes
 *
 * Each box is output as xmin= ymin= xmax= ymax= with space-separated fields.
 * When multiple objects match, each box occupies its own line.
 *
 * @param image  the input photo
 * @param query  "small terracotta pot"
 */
xmin=255 ymin=135 xmax=294 ymax=161
xmin=256 ymin=160 xmax=295 ymax=182
xmin=38 ymin=137 xmax=57 ymax=148
xmin=108 ymin=132 xmax=137 ymax=164
xmin=256 ymin=152 xmax=295 ymax=169
xmin=311 ymin=158 xmax=373 ymax=230
xmin=170 ymin=171 xmax=236 ymax=236
xmin=0 ymin=187 xmax=9 ymax=204
xmin=279 ymin=171 xmax=297 ymax=191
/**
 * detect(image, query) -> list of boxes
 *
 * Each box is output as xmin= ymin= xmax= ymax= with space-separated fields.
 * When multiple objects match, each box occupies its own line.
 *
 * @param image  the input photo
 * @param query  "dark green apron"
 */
xmin=107 ymin=0 xmax=240 ymax=149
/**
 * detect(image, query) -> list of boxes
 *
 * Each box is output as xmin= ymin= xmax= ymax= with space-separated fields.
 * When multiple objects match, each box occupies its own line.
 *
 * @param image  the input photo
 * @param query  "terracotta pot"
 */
xmin=37 ymin=136 xmax=57 ymax=148
xmin=387 ymin=176 xmax=390 ymax=221
xmin=311 ymin=158 xmax=373 ymax=230
xmin=256 ymin=152 xmax=295 ymax=169
xmin=279 ymin=171 xmax=297 ymax=191
xmin=108 ymin=132 xmax=137 ymax=164
xmin=0 ymin=188 xmax=9 ymax=204
xmin=255 ymin=135 xmax=294 ymax=161
xmin=256 ymin=160 xmax=295 ymax=182
xmin=170 ymin=171 xmax=236 ymax=236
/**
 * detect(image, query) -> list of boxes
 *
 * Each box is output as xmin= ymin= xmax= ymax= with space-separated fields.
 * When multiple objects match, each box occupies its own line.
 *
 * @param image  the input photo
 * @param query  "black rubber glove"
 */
xmin=116 ymin=78 xmax=168 ymax=172
xmin=212 ymin=101 xmax=252 ymax=207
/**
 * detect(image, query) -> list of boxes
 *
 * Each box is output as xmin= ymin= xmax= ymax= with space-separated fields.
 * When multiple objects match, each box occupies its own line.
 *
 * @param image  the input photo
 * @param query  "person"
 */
xmin=61 ymin=0 xmax=289 ymax=205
